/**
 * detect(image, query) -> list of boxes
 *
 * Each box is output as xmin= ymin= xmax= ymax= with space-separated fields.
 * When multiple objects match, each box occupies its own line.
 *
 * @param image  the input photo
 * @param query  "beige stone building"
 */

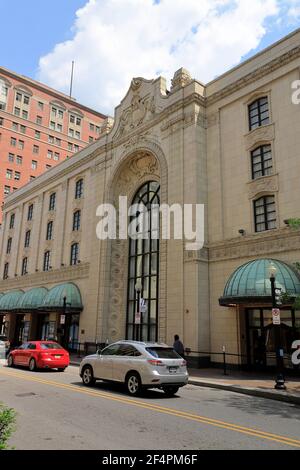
xmin=1 ymin=28 xmax=300 ymax=370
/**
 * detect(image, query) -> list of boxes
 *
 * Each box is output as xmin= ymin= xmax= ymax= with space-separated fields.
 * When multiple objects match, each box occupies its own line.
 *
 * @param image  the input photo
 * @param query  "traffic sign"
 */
xmin=272 ymin=308 xmax=281 ymax=325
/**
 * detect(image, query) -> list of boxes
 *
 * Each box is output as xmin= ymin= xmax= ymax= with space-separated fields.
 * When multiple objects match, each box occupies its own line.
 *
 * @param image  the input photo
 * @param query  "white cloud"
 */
xmin=37 ymin=0 xmax=292 ymax=115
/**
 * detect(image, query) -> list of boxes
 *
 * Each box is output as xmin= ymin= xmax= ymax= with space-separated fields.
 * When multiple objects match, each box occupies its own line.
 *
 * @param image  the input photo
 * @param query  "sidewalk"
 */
xmin=70 ymin=354 xmax=300 ymax=405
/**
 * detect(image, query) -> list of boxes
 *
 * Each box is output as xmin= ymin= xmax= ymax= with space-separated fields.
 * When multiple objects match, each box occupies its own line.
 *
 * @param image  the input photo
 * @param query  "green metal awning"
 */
xmin=219 ymin=258 xmax=300 ymax=306
xmin=0 ymin=290 xmax=24 ymax=311
xmin=42 ymin=283 xmax=83 ymax=310
xmin=17 ymin=287 xmax=48 ymax=310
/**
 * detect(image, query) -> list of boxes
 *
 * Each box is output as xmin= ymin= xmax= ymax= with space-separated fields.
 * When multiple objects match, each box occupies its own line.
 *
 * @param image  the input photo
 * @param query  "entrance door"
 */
xmin=36 ymin=314 xmax=50 ymax=340
xmin=13 ymin=315 xmax=26 ymax=346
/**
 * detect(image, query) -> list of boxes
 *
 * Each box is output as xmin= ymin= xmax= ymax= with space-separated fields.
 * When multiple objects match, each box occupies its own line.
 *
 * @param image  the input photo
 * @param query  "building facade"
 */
xmin=0 ymin=66 xmax=106 ymax=219
xmin=0 ymin=29 xmax=300 ymax=371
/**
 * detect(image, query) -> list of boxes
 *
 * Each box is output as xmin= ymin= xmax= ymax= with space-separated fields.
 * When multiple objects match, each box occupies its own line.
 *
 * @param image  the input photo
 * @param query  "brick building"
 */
xmin=0 ymin=66 xmax=107 ymax=219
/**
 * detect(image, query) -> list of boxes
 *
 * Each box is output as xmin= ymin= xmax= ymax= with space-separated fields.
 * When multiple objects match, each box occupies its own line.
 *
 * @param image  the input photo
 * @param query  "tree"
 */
xmin=0 ymin=404 xmax=16 ymax=450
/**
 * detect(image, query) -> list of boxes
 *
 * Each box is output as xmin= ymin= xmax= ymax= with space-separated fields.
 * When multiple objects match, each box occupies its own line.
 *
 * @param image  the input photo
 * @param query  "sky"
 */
xmin=1 ymin=0 xmax=300 ymax=115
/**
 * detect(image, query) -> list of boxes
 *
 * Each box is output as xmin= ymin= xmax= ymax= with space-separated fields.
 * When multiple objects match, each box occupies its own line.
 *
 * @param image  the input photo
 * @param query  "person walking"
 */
xmin=173 ymin=334 xmax=185 ymax=359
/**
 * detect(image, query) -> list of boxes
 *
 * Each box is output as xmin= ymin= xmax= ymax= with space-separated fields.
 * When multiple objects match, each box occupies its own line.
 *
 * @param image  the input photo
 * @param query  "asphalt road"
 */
xmin=0 ymin=364 xmax=300 ymax=450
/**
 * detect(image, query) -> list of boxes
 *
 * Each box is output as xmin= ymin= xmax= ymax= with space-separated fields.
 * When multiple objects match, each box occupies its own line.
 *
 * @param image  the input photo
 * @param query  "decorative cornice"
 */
xmin=0 ymin=262 xmax=90 ymax=291
xmin=244 ymin=123 xmax=275 ymax=150
xmin=184 ymin=247 xmax=209 ymax=263
xmin=207 ymin=46 xmax=300 ymax=105
xmin=247 ymin=173 xmax=279 ymax=199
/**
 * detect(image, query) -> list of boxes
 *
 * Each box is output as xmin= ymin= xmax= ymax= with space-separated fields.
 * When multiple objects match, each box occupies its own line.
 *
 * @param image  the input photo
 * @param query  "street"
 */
xmin=0 ymin=364 xmax=300 ymax=450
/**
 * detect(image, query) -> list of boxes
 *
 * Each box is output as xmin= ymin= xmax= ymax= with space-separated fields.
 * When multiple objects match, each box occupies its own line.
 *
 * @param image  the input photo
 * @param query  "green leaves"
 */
xmin=0 ymin=404 xmax=16 ymax=450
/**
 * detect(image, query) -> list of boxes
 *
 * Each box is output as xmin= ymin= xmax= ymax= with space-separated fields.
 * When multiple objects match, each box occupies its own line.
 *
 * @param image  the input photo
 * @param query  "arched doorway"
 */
xmin=126 ymin=181 xmax=160 ymax=341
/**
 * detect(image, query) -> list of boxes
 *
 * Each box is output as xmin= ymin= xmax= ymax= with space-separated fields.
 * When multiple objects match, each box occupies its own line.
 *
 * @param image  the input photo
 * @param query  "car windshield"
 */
xmin=146 ymin=347 xmax=181 ymax=359
xmin=40 ymin=343 xmax=63 ymax=350
xmin=0 ymin=336 xmax=8 ymax=341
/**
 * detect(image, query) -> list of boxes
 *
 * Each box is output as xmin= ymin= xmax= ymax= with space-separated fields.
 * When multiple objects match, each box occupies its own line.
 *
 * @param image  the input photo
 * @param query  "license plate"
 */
xmin=168 ymin=367 xmax=178 ymax=374
xmin=54 ymin=355 xmax=61 ymax=359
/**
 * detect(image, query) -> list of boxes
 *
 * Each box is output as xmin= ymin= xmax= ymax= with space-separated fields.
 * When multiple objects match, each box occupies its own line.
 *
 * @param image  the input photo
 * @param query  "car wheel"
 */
xmin=126 ymin=372 xmax=142 ymax=396
xmin=57 ymin=368 xmax=66 ymax=372
xmin=29 ymin=358 xmax=36 ymax=372
xmin=82 ymin=365 xmax=95 ymax=386
xmin=163 ymin=386 xmax=179 ymax=397
xmin=7 ymin=354 xmax=14 ymax=367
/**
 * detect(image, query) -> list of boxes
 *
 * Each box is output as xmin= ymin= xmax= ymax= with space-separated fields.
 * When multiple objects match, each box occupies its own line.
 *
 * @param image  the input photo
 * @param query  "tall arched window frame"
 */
xmin=126 ymin=181 xmax=160 ymax=342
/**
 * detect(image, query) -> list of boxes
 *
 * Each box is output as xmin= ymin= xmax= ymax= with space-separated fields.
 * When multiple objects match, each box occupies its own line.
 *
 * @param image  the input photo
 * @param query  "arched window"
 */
xmin=126 ymin=181 xmax=160 ymax=342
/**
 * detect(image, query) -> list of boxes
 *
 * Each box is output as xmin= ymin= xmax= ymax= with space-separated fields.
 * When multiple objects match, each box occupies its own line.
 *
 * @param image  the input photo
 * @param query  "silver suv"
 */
xmin=79 ymin=340 xmax=188 ymax=396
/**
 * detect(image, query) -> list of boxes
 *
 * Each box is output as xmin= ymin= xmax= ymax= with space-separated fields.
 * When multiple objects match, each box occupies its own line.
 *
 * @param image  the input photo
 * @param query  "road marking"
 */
xmin=1 ymin=368 xmax=300 ymax=448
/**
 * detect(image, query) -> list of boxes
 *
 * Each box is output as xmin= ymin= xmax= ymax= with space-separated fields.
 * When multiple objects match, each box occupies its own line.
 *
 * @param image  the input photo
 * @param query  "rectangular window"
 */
xmin=12 ymin=122 xmax=18 ymax=131
xmin=249 ymin=97 xmax=270 ymax=131
xmin=23 ymin=95 xmax=30 ymax=105
xmin=49 ymin=193 xmax=56 ymax=211
xmin=46 ymin=164 xmax=52 ymax=170
xmin=21 ymin=257 xmax=28 ymax=275
xmin=68 ymin=128 xmax=74 ymax=137
xmin=55 ymin=138 xmax=61 ymax=146
xmin=54 ymin=152 xmax=60 ymax=161
xmin=20 ymin=125 xmax=26 ymax=133
xmin=48 ymin=135 xmax=54 ymax=144
xmin=14 ymin=107 xmax=20 ymax=116
xmin=68 ymin=142 xmax=73 ymax=151
xmin=4 ymin=185 xmax=10 ymax=196
xmin=50 ymin=121 xmax=55 ymax=130
xmin=22 ymin=110 xmax=28 ymax=119
xmin=35 ymin=130 xmax=41 ymax=139
xmin=254 ymin=196 xmax=276 ymax=232
xmin=76 ymin=117 xmax=81 ymax=126
xmin=47 ymin=150 xmax=53 ymax=159
xmin=33 ymin=145 xmax=39 ymax=154
xmin=46 ymin=221 xmax=53 ymax=240
xmin=58 ymin=109 xmax=63 ymax=119
xmin=75 ymin=131 xmax=80 ymax=140
xmin=70 ymin=114 xmax=75 ymax=124
xmin=89 ymin=123 xmax=95 ymax=132
xmin=0 ymin=117 xmax=3 ymax=126
xmin=31 ymin=160 xmax=37 ymax=170
xmin=9 ymin=213 xmax=15 ymax=229
xmin=70 ymin=243 xmax=79 ymax=265
xmin=73 ymin=210 xmax=81 ymax=231
xmin=3 ymin=263 xmax=9 ymax=280
xmin=6 ymin=237 xmax=12 ymax=254
xmin=24 ymin=230 xmax=31 ymax=248
xmin=6 ymin=169 xmax=13 ymax=180
xmin=16 ymin=92 xmax=22 ymax=102
xmin=51 ymin=107 xmax=57 ymax=118
xmin=36 ymin=116 xmax=42 ymax=125
xmin=8 ymin=153 xmax=14 ymax=163
xmin=14 ymin=171 xmax=21 ymax=181
xmin=16 ymin=156 xmax=23 ymax=165
xmin=89 ymin=136 xmax=93 ymax=143
xmin=10 ymin=137 xmax=16 ymax=146
xmin=18 ymin=140 xmax=24 ymax=149
xmin=27 ymin=204 xmax=34 ymax=221
xmin=75 ymin=179 xmax=83 ymax=199
xmin=74 ymin=144 xmax=79 ymax=152
xmin=30 ymin=176 xmax=36 ymax=181
xmin=251 ymin=145 xmax=273 ymax=179
xmin=57 ymin=123 xmax=62 ymax=133
xmin=38 ymin=101 xmax=44 ymax=110
xmin=95 ymin=126 xmax=100 ymax=134
xmin=43 ymin=251 xmax=51 ymax=272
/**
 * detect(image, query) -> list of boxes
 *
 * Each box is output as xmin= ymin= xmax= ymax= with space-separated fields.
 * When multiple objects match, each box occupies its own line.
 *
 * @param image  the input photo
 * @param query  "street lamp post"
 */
xmin=268 ymin=263 xmax=286 ymax=390
xmin=135 ymin=280 xmax=142 ymax=341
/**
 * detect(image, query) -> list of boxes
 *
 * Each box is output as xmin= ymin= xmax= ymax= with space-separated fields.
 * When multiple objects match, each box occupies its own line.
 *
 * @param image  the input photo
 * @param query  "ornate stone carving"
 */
xmin=118 ymin=94 xmax=156 ymax=138
xmin=123 ymin=132 xmax=150 ymax=149
xmin=171 ymin=68 xmax=192 ymax=92
xmin=117 ymin=152 xmax=159 ymax=197
xmin=245 ymin=124 xmax=275 ymax=150
xmin=248 ymin=174 xmax=278 ymax=199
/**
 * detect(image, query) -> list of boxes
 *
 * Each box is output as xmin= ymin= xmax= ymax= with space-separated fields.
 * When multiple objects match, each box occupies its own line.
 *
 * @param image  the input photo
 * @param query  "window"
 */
xmin=49 ymin=193 xmax=55 ymax=211
xmin=27 ymin=204 xmax=33 ymax=221
xmin=35 ymin=130 xmax=41 ymax=139
xmin=8 ymin=153 xmax=14 ymax=163
xmin=101 ymin=344 xmax=120 ymax=356
xmin=38 ymin=101 xmax=44 ymax=110
xmin=23 ymin=95 xmax=30 ymax=105
xmin=118 ymin=344 xmax=141 ymax=357
xmin=31 ymin=160 xmax=37 ymax=170
xmin=36 ymin=116 xmax=42 ymax=125
xmin=20 ymin=125 xmax=26 ymax=133
xmin=6 ymin=169 xmax=12 ymax=180
xmin=68 ymin=142 xmax=73 ymax=151
xmin=0 ymin=117 xmax=3 ymax=126
xmin=18 ymin=140 xmax=24 ymax=150
xmin=50 ymin=121 xmax=55 ymax=130
xmin=95 ymin=126 xmax=100 ymax=134
xmin=74 ymin=144 xmax=79 ymax=152
xmin=14 ymin=171 xmax=21 ymax=181
xmin=48 ymin=135 xmax=54 ymax=144
xmin=68 ymin=128 xmax=74 ymax=137
xmin=3 ymin=263 xmax=9 ymax=280
xmin=73 ymin=210 xmax=81 ymax=231
xmin=70 ymin=114 xmax=75 ymax=124
xmin=9 ymin=213 xmax=15 ymax=229
xmin=47 ymin=150 xmax=53 ymax=159
xmin=16 ymin=92 xmax=22 ymax=102
xmin=254 ymin=195 xmax=276 ymax=232
xmin=14 ymin=107 xmax=20 ymax=116
xmin=16 ymin=156 xmax=23 ymax=165
xmin=75 ymin=131 xmax=80 ymax=140
xmin=46 ymin=221 xmax=53 ymax=240
xmin=21 ymin=257 xmax=28 ymax=275
xmin=251 ymin=145 xmax=272 ymax=179
xmin=55 ymin=138 xmax=61 ymax=146
xmin=89 ymin=123 xmax=94 ymax=132
xmin=33 ymin=145 xmax=39 ymax=154
xmin=76 ymin=117 xmax=81 ymax=126
xmin=6 ymin=237 xmax=12 ymax=254
xmin=12 ymin=122 xmax=18 ymax=131
xmin=22 ymin=110 xmax=28 ymax=119
xmin=126 ymin=181 xmax=160 ymax=342
xmin=43 ymin=251 xmax=51 ymax=271
xmin=89 ymin=136 xmax=93 ymax=143
xmin=46 ymin=164 xmax=52 ymax=170
xmin=30 ymin=176 xmax=36 ymax=181
xmin=4 ymin=186 xmax=10 ymax=196
xmin=249 ymin=97 xmax=270 ymax=131
xmin=57 ymin=124 xmax=62 ymax=133
xmin=58 ymin=110 xmax=63 ymax=119
xmin=51 ymin=107 xmax=57 ymax=118
xmin=10 ymin=137 xmax=16 ymax=147
xmin=75 ymin=179 xmax=83 ymax=199
xmin=24 ymin=230 xmax=31 ymax=248
xmin=70 ymin=243 xmax=79 ymax=265
xmin=54 ymin=152 xmax=60 ymax=161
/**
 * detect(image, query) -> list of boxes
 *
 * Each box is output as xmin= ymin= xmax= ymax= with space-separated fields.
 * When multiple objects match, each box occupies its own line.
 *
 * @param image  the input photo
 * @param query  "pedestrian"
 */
xmin=173 ymin=334 xmax=185 ymax=359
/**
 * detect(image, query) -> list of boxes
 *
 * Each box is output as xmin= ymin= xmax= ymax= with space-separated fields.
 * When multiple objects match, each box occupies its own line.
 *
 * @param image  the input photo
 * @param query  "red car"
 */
xmin=7 ymin=341 xmax=69 ymax=372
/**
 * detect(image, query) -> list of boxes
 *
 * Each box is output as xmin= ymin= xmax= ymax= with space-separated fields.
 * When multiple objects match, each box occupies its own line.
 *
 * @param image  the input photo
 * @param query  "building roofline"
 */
xmin=0 ymin=65 xmax=107 ymax=119
xmin=206 ymin=26 xmax=300 ymax=88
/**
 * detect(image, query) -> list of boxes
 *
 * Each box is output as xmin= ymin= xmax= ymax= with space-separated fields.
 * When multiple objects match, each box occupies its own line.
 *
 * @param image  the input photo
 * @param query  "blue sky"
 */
xmin=1 ymin=1 xmax=300 ymax=113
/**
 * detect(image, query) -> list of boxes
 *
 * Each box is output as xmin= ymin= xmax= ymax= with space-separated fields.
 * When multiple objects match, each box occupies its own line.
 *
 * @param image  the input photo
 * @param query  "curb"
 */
xmin=70 ymin=361 xmax=300 ymax=405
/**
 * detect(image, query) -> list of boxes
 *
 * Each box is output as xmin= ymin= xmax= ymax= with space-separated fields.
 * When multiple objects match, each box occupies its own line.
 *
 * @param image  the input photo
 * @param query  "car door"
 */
xmin=94 ymin=344 xmax=120 ymax=380
xmin=14 ymin=343 xmax=29 ymax=365
xmin=25 ymin=343 xmax=37 ymax=366
xmin=113 ymin=344 xmax=142 ymax=382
